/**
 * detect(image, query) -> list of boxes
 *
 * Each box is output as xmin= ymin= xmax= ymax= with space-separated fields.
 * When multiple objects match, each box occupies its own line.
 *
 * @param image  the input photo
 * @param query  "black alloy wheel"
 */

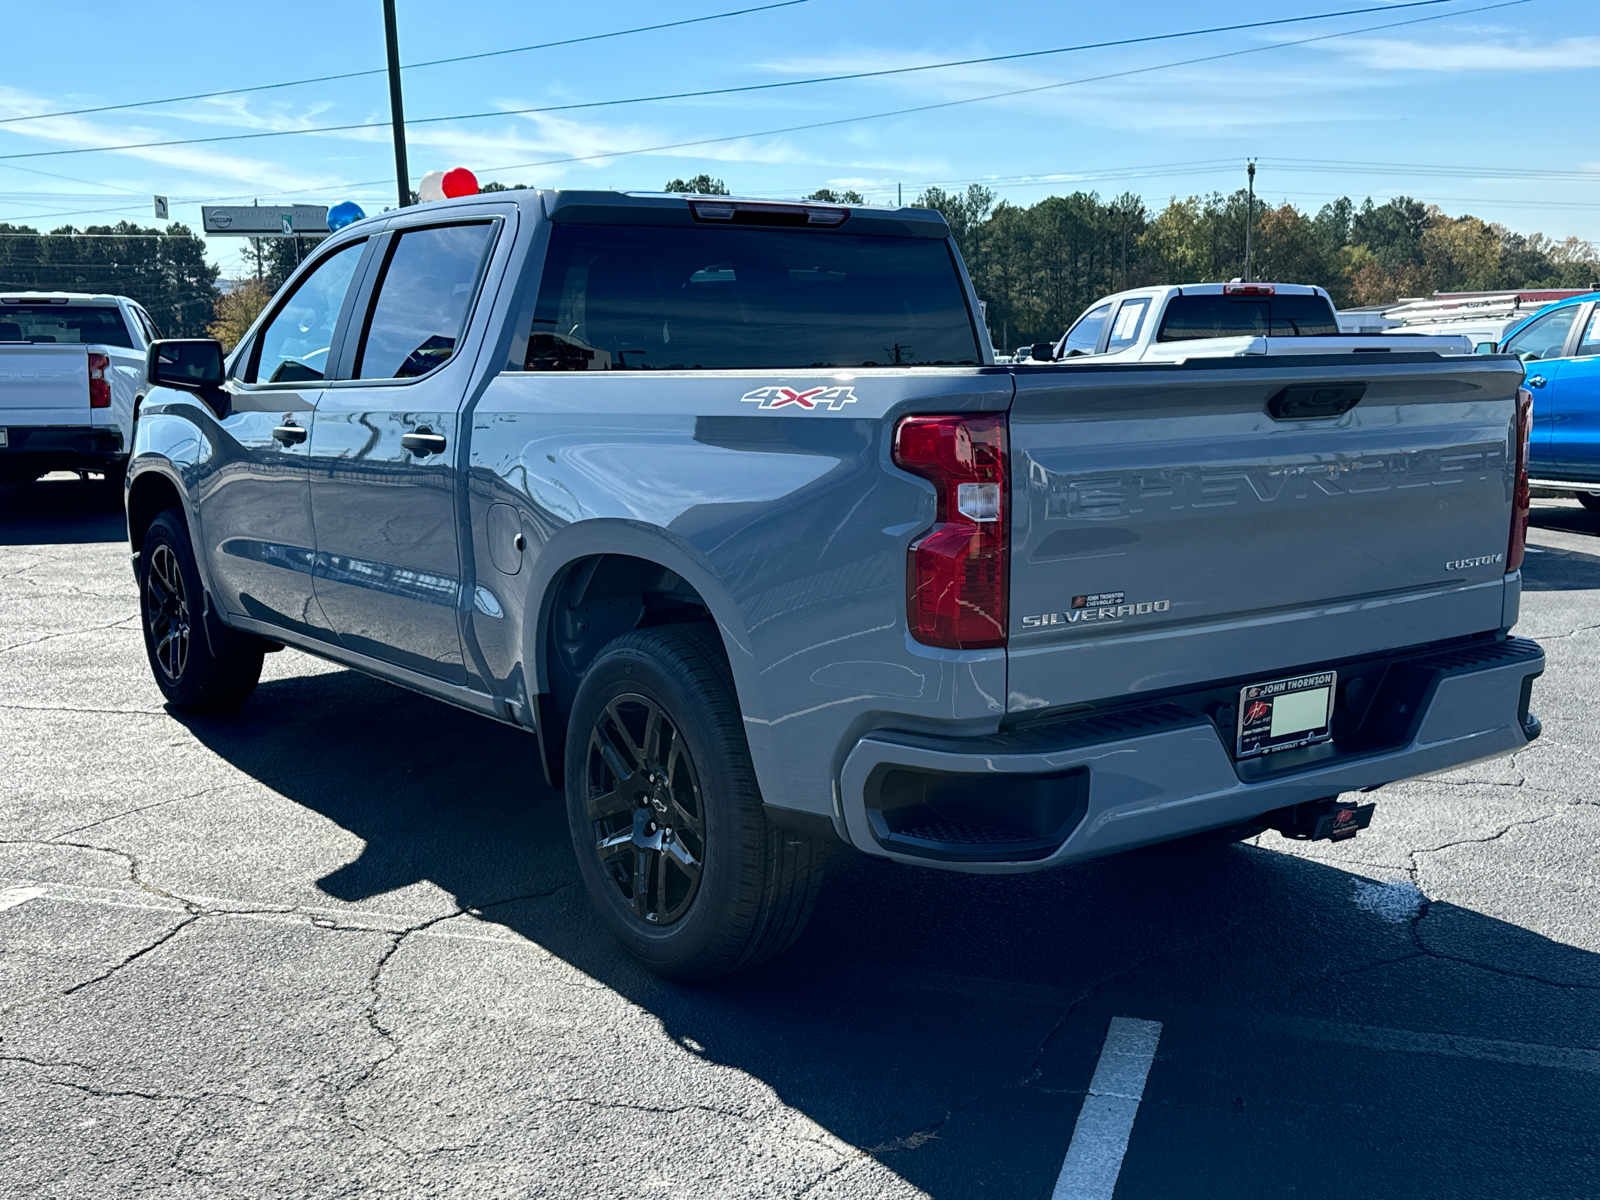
xmin=563 ymin=625 xmax=830 ymax=979
xmin=143 ymin=542 xmax=190 ymax=684
xmin=584 ymin=695 xmax=706 ymax=926
xmin=137 ymin=509 xmax=265 ymax=712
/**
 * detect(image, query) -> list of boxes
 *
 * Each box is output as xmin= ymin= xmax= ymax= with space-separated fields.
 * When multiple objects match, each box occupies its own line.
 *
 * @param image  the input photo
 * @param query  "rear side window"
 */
xmin=1059 ymin=303 xmax=1110 ymax=357
xmin=1156 ymin=294 xmax=1339 ymax=341
xmin=0 ymin=305 xmax=134 ymax=348
xmin=250 ymin=240 xmax=366 ymax=384
xmin=1105 ymin=298 xmax=1150 ymax=352
xmin=356 ymin=222 xmax=495 ymax=380
xmin=523 ymin=224 xmax=980 ymax=370
xmin=1580 ymin=308 xmax=1600 ymax=357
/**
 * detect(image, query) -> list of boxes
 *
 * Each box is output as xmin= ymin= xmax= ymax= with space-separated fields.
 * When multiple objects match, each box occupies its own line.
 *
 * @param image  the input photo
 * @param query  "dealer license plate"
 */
xmin=1236 ymin=671 xmax=1336 ymax=758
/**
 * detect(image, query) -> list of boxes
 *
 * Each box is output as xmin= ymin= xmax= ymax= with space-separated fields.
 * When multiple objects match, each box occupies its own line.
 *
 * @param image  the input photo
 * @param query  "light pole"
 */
xmin=383 ymin=0 xmax=411 ymax=210
xmin=1244 ymin=159 xmax=1256 ymax=282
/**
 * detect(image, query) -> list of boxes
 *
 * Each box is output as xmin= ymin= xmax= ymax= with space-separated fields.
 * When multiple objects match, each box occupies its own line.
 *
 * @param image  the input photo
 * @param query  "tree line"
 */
xmin=4 ymin=181 xmax=1595 ymax=353
xmin=915 ymin=185 xmax=1600 ymax=350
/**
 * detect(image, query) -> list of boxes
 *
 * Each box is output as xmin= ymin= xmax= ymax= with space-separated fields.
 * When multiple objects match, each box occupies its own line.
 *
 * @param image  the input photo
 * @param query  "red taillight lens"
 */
xmin=1507 ymin=386 xmax=1532 ymax=572
xmin=1223 ymin=283 xmax=1275 ymax=296
xmin=88 ymin=352 xmax=111 ymax=409
xmin=893 ymin=414 xmax=1008 ymax=649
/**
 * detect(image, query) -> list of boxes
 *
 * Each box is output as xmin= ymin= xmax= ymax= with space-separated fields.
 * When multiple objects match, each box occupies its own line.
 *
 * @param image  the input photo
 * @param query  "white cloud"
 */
xmin=1332 ymin=34 xmax=1600 ymax=72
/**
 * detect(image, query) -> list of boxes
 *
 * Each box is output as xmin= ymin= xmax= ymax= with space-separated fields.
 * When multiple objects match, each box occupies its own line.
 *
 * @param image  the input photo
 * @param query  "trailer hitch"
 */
xmin=1267 ymin=797 xmax=1376 ymax=842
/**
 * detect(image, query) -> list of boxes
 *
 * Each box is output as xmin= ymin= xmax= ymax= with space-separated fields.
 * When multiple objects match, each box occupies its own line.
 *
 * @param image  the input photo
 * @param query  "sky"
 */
xmin=0 ymin=0 xmax=1596 ymax=278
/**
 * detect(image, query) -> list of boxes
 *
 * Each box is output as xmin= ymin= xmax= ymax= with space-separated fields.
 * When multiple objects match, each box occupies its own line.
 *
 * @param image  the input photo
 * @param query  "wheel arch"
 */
xmin=523 ymin=524 xmax=758 ymax=788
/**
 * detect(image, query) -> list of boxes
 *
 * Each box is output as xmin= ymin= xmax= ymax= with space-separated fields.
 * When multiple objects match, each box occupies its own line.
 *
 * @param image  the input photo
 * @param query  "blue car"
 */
xmin=1497 ymin=290 xmax=1600 ymax=507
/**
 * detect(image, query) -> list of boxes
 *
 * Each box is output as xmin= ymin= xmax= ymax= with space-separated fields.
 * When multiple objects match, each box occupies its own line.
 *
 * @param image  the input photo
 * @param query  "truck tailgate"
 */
xmin=0 ymin=344 xmax=90 ymax=427
xmin=1007 ymin=355 xmax=1524 ymax=713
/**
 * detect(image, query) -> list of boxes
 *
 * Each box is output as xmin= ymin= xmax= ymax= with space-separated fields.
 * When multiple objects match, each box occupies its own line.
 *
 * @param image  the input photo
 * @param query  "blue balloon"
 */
xmin=327 ymin=201 xmax=365 ymax=232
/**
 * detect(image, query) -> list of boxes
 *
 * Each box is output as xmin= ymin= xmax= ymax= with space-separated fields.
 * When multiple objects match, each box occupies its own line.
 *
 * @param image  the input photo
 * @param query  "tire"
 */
xmin=564 ymin=625 xmax=828 ymax=980
xmin=1577 ymin=492 xmax=1600 ymax=513
xmin=138 ymin=509 xmax=264 ymax=712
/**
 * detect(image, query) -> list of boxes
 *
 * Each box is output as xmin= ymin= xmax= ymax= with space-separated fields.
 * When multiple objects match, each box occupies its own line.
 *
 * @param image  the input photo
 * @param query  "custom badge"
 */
xmin=741 ymin=385 xmax=858 ymax=411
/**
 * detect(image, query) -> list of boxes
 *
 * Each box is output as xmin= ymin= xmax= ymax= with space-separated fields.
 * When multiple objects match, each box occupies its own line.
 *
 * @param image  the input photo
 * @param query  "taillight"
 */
xmin=88 ymin=352 xmax=111 ymax=409
xmin=893 ymin=414 xmax=1008 ymax=649
xmin=1507 ymin=386 xmax=1532 ymax=572
xmin=1223 ymin=283 xmax=1275 ymax=296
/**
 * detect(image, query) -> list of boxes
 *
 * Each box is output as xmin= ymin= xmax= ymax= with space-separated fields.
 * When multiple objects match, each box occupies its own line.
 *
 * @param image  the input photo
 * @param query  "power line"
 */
xmin=421 ymin=0 xmax=1535 ymax=179
xmin=0 ymin=0 xmax=1490 ymax=163
xmin=0 ymin=1 xmax=809 ymax=128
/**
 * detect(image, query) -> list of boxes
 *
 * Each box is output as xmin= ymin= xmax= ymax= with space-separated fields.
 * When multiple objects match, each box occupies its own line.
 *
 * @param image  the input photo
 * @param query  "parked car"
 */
xmin=128 ymin=190 xmax=1544 ymax=978
xmin=1491 ymin=290 xmax=1600 ymax=508
xmin=1037 ymin=282 xmax=1470 ymax=363
xmin=0 ymin=292 xmax=157 ymax=489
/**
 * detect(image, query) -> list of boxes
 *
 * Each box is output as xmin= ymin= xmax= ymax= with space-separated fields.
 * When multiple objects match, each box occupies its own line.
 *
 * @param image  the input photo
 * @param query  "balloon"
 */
xmin=418 ymin=170 xmax=446 ymax=203
xmin=441 ymin=167 xmax=479 ymax=198
xmin=327 ymin=201 xmax=365 ymax=232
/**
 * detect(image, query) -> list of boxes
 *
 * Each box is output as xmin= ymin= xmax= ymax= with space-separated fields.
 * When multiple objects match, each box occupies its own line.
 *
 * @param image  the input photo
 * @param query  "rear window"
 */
xmin=523 ymin=224 xmax=980 ymax=370
xmin=1156 ymin=293 xmax=1338 ymax=342
xmin=0 ymin=304 xmax=134 ymax=348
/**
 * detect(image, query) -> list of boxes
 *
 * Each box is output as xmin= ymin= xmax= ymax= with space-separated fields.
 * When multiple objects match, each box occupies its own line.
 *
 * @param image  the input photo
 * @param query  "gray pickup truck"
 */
xmin=129 ymin=190 xmax=1544 ymax=978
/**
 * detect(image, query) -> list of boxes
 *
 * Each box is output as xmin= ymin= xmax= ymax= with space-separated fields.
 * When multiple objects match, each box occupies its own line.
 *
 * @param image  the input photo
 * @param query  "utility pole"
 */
xmin=897 ymin=182 xmax=902 ymax=206
xmin=1244 ymin=159 xmax=1256 ymax=282
xmin=383 ymin=0 xmax=411 ymax=210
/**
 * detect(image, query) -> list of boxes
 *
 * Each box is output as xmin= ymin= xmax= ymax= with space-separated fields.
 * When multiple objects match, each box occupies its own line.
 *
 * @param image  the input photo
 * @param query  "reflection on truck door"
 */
xmin=307 ymin=220 xmax=496 ymax=686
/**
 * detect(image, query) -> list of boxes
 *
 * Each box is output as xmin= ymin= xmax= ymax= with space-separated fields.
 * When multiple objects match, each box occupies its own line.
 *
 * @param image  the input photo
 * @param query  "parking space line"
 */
xmin=0 ymin=886 xmax=47 ymax=912
xmin=1051 ymin=1016 xmax=1163 ymax=1200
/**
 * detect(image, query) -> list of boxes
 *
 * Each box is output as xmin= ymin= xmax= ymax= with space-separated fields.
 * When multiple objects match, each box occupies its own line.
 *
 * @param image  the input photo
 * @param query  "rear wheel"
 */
xmin=1576 ymin=491 xmax=1600 ymax=513
xmin=138 ymin=509 xmax=264 ymax=712
xmin=564 ymin=625 xmax=828 ymax=980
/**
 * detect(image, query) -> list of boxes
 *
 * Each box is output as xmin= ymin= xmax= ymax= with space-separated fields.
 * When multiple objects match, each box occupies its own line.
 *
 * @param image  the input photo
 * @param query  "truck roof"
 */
xmin=331 ymin=188 xmax=954 ymax=240
xmin=0 ymin=292 xmax=133 ymax=305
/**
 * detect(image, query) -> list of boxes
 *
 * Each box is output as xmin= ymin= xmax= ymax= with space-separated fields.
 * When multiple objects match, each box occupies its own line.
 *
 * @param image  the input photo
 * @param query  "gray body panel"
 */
xmin=127 ymin=189 xmax=1541 ymax=873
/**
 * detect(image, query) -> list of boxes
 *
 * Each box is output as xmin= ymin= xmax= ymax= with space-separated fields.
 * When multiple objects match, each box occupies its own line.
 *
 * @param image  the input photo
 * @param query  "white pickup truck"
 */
xmin=1035 ymin=282 xmax=1472 ymax=363
xmin=0 ymin=292 xmax=158 ymax=489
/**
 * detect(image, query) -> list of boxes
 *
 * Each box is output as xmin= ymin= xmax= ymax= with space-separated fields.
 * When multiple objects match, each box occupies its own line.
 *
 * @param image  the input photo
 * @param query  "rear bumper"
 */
xmin=0 ymin=424 xmax=124 ymax=474
xmin=838 ymin=636 xmax=1544 ymax=873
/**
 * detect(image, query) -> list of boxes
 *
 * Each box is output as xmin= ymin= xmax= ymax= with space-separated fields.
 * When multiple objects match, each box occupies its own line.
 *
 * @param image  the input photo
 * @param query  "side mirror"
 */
xmin=1474 ymin=342 xmax=1497 ymax=355
xmin=148 ymin=339 xmax=224 ymax=390
xmin=1030 ymin=342 xmax=1057 ymax=363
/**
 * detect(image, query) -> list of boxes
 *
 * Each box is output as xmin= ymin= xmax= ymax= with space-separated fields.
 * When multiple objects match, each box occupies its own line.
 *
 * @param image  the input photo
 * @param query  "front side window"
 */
xmin=1060 ymin=303 xmax=1111 ymax=357
xmin=523 ymin=224 xmax=980 ymax=370
xmin=1502 ymin=306 xmax=1581 ymax=362
xmin=355 ymin=223 xmax=495 ymax=380
xmin=0 ymin=305 xmax=134 ymax=348
xmin=1105 ymin=298 xmax=1151 ymax=352
xmin=250 ymin=240 xmax=365 ymax=384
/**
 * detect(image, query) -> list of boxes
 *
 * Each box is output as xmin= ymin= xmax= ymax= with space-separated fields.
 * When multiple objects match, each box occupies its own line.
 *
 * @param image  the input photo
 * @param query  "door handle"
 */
xmin=271 ymin=422 xmax=307 ymax=445
xmin=401 ymin=430 xmax=447 ymax=456
xmin=1527 ymin=375 xmax=1547 ymax=389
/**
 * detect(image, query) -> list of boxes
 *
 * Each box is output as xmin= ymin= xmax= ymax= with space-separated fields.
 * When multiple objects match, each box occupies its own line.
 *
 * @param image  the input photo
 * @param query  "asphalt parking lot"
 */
xmin=1 ymin=478 xmax=1598 ymax=1200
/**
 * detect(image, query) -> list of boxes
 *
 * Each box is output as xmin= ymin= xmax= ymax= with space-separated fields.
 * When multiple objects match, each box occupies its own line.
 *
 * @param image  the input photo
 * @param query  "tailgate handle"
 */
xmin=1267 ymin=383 xmax=1366 ymax=421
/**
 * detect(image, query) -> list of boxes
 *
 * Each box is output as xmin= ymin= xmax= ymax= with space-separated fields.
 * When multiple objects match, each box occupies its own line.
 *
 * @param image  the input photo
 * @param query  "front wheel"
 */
xmin=138 ymin=509 xmax=264 ymax=712
xmin=564 ymin=626 xmax=828 ymax=980
xmin=1576 ymin=491 xmax=1600 ymax=513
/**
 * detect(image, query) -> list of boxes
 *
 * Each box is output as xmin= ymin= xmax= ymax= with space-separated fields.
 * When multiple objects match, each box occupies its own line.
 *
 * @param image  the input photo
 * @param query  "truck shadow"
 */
xmin=0 ymin=478 xmax=124 ymax=545
xmin=176 ymin=666 xmax=1600 ymax=1200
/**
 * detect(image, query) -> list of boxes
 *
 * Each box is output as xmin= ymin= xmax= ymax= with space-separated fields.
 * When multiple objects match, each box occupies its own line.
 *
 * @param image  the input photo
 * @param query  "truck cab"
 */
xmin=1045 ymin=282 xmax=1470 ymax=363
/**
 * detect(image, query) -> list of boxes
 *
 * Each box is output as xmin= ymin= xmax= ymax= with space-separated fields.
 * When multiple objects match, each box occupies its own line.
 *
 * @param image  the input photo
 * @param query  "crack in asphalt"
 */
xmin=0 ymin=614 xmax=139 ymax=655
xmin=48 ymin=786 xmax=224 ymax=839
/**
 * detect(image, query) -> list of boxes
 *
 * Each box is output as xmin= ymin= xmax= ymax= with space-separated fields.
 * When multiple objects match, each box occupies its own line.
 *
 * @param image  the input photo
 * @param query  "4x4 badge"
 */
xmin=741 ymin=385 xmax=857 ymax=411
